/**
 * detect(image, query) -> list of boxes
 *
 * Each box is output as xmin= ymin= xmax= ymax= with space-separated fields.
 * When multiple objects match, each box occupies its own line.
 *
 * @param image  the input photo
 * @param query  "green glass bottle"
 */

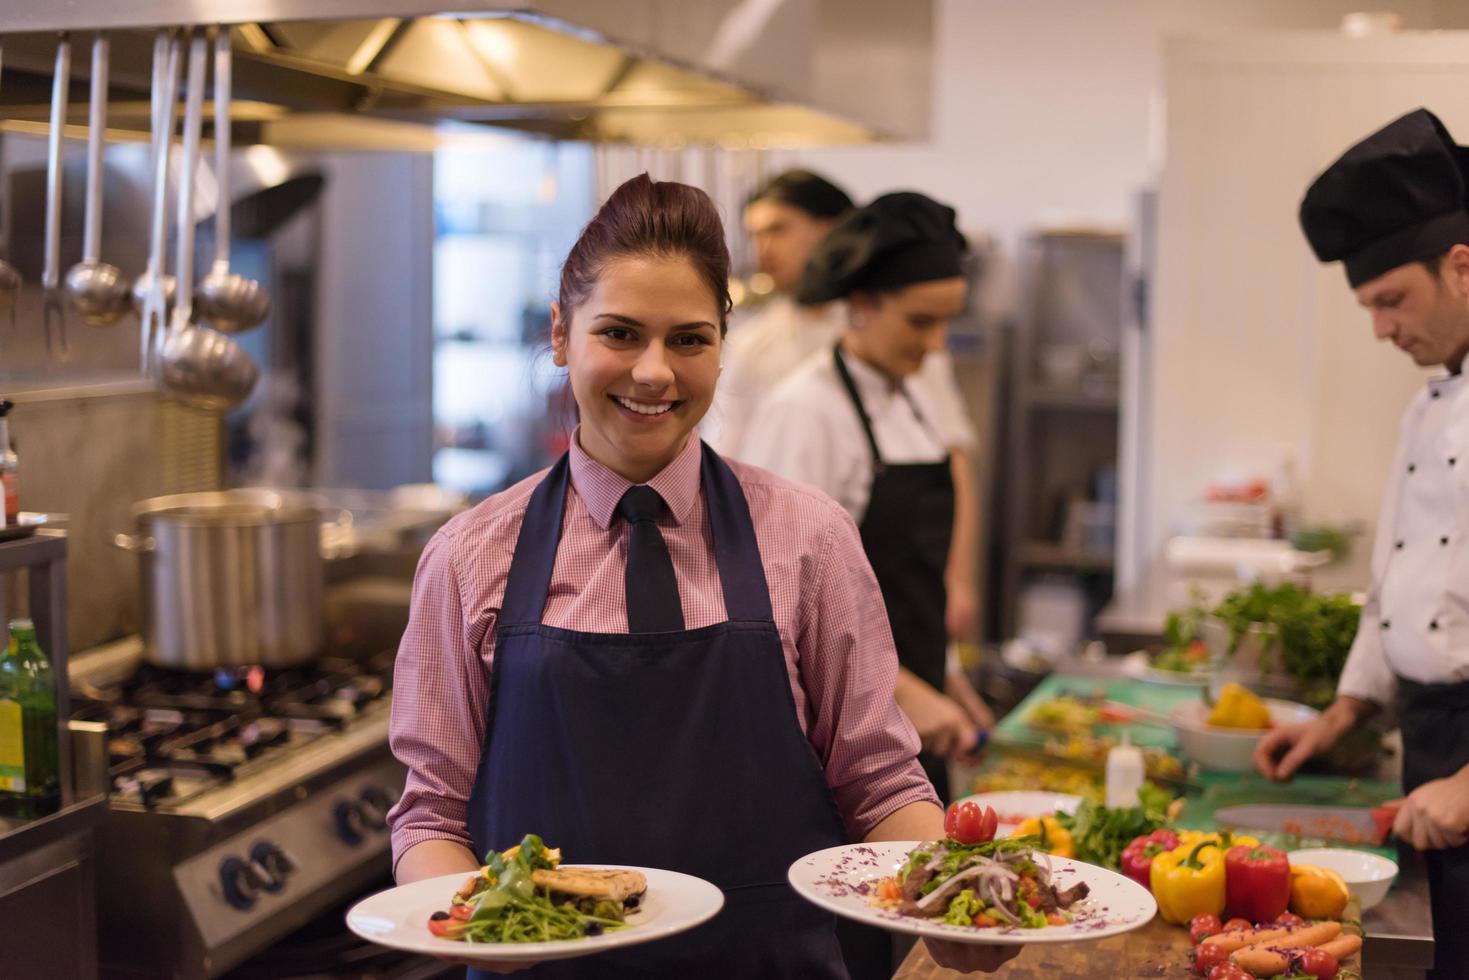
xmin=0 ymin=619 xmax=58 ymax=815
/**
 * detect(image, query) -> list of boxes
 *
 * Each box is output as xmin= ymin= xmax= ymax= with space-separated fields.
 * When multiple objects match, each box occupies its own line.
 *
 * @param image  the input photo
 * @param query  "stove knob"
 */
xmin=359 ymin=786 xmax=393 ymax=828
xmin=334 ymin=800 xmax=367 ymax=846
xmin=249 ymin=841 xmax=292 ymax=892
xmin=219 ymin=856 xmax=259 ymax=911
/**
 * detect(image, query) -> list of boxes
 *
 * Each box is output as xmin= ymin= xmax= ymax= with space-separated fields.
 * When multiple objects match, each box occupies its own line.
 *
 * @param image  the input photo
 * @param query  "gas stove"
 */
xmin=69 ymin=641 xmax=406 ymax=980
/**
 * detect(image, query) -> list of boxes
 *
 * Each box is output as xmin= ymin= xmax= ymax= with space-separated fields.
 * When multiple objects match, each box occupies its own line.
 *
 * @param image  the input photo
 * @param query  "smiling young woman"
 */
xmin=385 ymin=175 xmax=1017 ymax=978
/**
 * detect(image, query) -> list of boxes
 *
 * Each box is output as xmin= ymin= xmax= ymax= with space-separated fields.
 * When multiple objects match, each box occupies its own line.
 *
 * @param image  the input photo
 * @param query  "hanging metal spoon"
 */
xmin=0 ymin=44 xmax=22 ymax=324
xmin=157 ymin=30 xmax=260 ymax=412
xmin=132 ymin=30 xmax=178 ymax=325
xmin=41 ymin=34 xmax=71 ymax=358
xmin=65 ymin=33 xmax=130 ymax=326
xmin=195 ymin=27 xmax=268 ymax=333
xmin=138 ymin=31 xmax=179 ymax=378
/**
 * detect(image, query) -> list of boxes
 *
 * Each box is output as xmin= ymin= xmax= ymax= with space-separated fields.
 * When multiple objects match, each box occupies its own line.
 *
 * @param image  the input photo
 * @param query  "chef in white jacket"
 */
xmin=1255 ymin=108 xmax=1469 ymax=978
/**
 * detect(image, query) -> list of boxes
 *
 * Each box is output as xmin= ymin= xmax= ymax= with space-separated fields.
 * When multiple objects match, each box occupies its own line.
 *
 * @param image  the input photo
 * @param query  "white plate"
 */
xmin=1121 ymin=651 xmax=1212 ymax=686
xmin=346 ymin=866 xmax=724 ymax=964
xmin=787 ymin=842 xmax=1156 ymax=945
xmin=951 ymin=791 xmax=1083 ymax=834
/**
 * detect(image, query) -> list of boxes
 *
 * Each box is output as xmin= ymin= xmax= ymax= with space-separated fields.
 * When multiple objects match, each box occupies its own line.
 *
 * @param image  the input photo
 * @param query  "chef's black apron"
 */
xmin=1396 ymin=676 xmax=1469 ymax=978
xmin=464 ymin=444 xmax=849 ymax=980
xmin=830 ymin=345 xmax=955 ymax=980
xmin=832 ymin=344 xmax=955 ymax=802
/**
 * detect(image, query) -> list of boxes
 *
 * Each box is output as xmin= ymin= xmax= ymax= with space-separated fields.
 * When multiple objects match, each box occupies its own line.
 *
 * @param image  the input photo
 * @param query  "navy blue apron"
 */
xmin=831 ymin=345 xmax=954 ymax=802
xmin=1396 ymin=676 xmax=1469 ymax=979
xmin=465 ymin=444 xmax=850 ymax=979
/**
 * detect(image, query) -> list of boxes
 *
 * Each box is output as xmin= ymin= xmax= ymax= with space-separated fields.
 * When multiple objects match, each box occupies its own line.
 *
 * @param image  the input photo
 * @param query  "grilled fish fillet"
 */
xmin=531 ymin=867 xmax=647 ymax=902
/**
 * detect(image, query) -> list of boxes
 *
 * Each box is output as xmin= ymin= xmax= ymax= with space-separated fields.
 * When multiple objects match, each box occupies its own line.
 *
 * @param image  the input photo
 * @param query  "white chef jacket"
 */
xmin=707 ymin=295 xmax=977 ymax=461
xmin=1338 ymin=371 xmax=1469 ymax=705
xmin=740 ymin=345 xmax=957 ymax=525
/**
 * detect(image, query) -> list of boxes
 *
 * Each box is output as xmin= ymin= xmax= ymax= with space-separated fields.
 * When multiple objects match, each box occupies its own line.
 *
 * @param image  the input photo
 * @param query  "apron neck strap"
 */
xmin=832 ymin=344 xmax=885 ymax=467
xmin=500 ymin=453 xmax=573 ymax=627
xmin=500 ymin=445 xmax=775 ymax=626
xmin=699 ymin=442 xmax=774 ymax=622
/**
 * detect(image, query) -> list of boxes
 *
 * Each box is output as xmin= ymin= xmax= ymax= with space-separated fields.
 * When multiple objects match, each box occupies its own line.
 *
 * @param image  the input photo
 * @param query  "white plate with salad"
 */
xmin=787 ymin=839 xmax=1156 ymax=945
xmin=346 ymin=835 xmax=724 ymax=963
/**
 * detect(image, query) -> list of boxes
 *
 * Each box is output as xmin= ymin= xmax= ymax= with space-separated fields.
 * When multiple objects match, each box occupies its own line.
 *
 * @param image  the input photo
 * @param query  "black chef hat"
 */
xmin=796 ymin=191 xmax=967 ymax=304
xmin=747 ymin=169 xmax=853 ymax=221
xmin=1300 ymin=108 xmax=1469 ymax=287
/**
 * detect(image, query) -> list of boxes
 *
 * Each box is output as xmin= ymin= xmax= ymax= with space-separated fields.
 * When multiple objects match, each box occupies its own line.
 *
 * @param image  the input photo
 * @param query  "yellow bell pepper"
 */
xmin=1010 ymin=815 xmax=1075 ymax=858
xmin=1208 ymin=683 xmax=1272 ymax=729
xmin=1150 ymin=836 xmax=1241 ymax=924
xmin=1288 ymin=863 xmax=1350 ymax=919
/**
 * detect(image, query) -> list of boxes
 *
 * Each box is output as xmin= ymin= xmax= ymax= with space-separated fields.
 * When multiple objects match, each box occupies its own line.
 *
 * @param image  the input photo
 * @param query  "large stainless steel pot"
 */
xmin=116 ymin=490 xmax=333 ymax=669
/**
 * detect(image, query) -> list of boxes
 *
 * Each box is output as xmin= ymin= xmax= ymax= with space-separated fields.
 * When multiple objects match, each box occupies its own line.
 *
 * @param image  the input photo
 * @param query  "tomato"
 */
xmin=978 ymin=804 xmax=998 ymax=843
xmin=1192 ymin=942 xmax=1230 ymax=974
xmin=427 ymin=915 xmax=467 ymax=939
xmin=1222 ymin=917 xmax=1253 ymax=933
xmin=1296 ymin=947 xmax=1339 ymax=980
xmin=1206 ymin=966 xmax=1253 ymax=980
xmin=449 ymin=904 xmax=473 ymax=921
xmin=944 ymin=801 xmax=998 ymax=844
xmin=1188 ymin=913 xmax=1222 ymax=945
xmin=972 ymin=913 xmax=997 ymax=928
xmin=1273 ymin=912 xmax=1306 ymax=928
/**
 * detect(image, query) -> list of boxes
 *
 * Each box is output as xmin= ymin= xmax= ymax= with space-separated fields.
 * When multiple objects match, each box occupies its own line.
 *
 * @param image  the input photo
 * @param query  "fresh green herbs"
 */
xmin=1212 ymin=583 xmax=1360 ymax=708
xmin=1053 ymin=785 xmax=1173 ymax=870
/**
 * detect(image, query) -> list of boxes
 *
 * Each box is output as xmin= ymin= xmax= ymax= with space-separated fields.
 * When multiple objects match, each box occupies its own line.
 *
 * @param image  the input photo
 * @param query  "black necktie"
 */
xmin=616 ymin=486 xmax=684 ymax=633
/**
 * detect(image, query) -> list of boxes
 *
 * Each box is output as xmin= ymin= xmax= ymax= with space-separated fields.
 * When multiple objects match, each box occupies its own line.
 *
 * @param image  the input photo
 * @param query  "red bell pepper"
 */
xmin=1223 ymin=844 xmax=1291 ymax=924
xmin=1120 ymin=829 xmax=1181 ymax=891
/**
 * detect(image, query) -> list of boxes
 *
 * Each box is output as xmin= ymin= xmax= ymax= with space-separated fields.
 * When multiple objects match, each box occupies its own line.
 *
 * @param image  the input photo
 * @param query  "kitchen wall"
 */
xmin=789 ymin=0 xmax=1469 ymax=600
xmin=795 ymin=0 xmax=1469 ymax=245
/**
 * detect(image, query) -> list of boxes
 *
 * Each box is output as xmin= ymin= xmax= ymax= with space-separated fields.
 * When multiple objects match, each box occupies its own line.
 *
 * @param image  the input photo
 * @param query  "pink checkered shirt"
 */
xmin=387 ymin=430 xmax=937 ymax=872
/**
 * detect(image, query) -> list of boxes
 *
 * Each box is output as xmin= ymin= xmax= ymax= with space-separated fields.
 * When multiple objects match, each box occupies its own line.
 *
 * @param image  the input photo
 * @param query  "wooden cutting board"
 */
xmin=892 ymin=908 xmax=1363 ymax=979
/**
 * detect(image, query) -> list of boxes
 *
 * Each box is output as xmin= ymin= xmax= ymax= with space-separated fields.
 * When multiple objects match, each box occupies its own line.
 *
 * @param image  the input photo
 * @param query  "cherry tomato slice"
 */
xmin=944 ymin=801 xmax=982 ymax=843
xmin=427 ymin=915 xmax=467 ymax=939
xmin=1222 ymin=917 xmax=1253 ymax=933
xmin=1273 ymin=912 xmax=1306 ymax=928
xmin=977 ymin=805 xmax=998 ymax=843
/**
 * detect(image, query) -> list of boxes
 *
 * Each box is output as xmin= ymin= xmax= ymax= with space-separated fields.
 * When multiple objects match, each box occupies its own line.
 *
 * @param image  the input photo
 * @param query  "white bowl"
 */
xmin=1288 ymin=847 xmax=1398 ymax=911
xmin=1169 ymin=698 xmax=1319 ymax=772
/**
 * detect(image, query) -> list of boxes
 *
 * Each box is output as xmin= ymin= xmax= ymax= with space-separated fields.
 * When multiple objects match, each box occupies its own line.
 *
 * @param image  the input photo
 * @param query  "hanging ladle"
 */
xmin=195 ymin=27 xmax=268 ymax=333
xmin=0 ymin=44 xmax=22 ymax=323
xmin=65 ymin=33 xmax=131 ymax=326
xmin=132 ymin=30 xmax=178 ymax=321
xmin=156 ymin=30 xmax=260 ymax=412
xmin=41 ymin=34 xmax=71 ymax=358
xmin=137 ymin=31 xmax=179 ymax=378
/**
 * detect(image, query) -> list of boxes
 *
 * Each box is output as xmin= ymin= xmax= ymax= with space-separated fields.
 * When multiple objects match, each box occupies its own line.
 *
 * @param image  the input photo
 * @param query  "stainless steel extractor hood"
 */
xmin=0 ymin=1 xmax=933 ymax=148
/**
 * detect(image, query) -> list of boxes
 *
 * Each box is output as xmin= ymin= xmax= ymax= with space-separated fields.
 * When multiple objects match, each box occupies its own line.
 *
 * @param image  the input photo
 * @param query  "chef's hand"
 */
xmin=1394 ymin=769 xmax=1469 ymax=850
xmin=896 ymin=676 xmax=980 ymax=759
xmin=924 ymin=937 xmax=1022 ymax=973
xmin=945 ymin=667 xmax=996 ymax=744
